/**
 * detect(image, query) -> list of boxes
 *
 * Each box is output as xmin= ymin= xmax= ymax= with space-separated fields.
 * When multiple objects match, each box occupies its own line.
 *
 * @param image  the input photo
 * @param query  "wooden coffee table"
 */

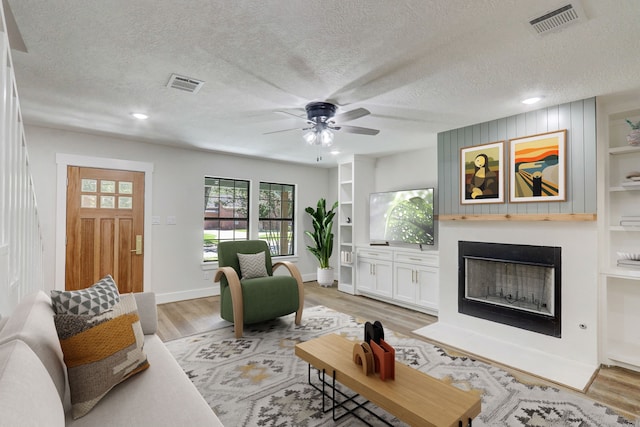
xmin=295 ymin=333 xmax=481 ymax=427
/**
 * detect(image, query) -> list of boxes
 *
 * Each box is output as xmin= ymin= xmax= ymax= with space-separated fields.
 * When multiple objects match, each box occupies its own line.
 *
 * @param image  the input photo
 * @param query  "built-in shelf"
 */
xmin=602 ymin=268 xmax=640 ymax=280
xmin=337 ymin=157 xmax=376 ymax=294
xmin=609 ymin=225 xmax=640 ymax=231
xmin=609 ymin=145 xmax=640 ymax=155
xmin=601 ymin=106 xmax=640 ymax=372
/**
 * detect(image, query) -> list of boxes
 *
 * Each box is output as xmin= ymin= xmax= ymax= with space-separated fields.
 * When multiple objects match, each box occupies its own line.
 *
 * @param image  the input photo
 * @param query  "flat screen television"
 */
xmin=369 ymin=188 xmax=435 ymax=246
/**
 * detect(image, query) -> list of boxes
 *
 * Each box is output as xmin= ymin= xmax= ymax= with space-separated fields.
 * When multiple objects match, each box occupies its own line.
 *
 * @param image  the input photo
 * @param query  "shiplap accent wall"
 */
xmin=438 ymin=98 xmax=597 ymax=216
xmin=0 ymin=8 xmax=44 ymax=316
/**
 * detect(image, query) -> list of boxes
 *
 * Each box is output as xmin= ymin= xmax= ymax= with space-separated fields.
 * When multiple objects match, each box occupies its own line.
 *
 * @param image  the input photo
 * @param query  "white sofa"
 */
xmin=0 ymin=291 xmax=223 ymax=427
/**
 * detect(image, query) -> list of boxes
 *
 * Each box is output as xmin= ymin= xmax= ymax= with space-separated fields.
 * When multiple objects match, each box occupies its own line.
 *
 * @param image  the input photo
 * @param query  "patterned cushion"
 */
xmin=54 ymin=294 xmax=149 ymax=419
xmin=238 ymin=252 xmax=269 ymax=279
xmin=50 ymin=275 xmax=120 ymax=315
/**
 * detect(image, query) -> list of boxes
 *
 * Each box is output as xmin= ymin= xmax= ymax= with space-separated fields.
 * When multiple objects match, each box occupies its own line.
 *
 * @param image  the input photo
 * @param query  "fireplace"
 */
xmin=458 ymin=241 xmax=561 ymax=337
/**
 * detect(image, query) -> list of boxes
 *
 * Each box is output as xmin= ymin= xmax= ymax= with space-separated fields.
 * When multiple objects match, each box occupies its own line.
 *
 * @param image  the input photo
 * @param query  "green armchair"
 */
xmin=214 ymin=240 xmax=304 ymax=338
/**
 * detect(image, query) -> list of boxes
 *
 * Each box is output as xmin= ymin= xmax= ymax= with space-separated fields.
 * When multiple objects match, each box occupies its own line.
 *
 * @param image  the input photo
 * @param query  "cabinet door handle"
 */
xmin=409 ymin=257 xmax=422 ymax=262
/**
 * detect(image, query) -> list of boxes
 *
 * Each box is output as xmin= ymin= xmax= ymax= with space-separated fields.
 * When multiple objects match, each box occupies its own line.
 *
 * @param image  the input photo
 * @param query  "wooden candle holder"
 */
xmin=370 ymin=339 xmax=395 ymax=380
xmin=352 ymin=342 xmax=374 ymax=375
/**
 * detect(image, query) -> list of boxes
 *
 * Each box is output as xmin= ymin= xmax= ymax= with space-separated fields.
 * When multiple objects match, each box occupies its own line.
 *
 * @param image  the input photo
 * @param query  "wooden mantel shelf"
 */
xmin=439 ymin=213 xmax=597 ymax=222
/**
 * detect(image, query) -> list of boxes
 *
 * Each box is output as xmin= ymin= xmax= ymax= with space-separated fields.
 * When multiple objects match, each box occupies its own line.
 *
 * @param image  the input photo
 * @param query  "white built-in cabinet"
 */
xmin=337 ymin=156 xmax=375 ymax=294
xmin=336 ymin=155 xmax=439 ymax=314
xmin=599 ymin=101 xmax=640 ymax=372
xmin=393 ymin=251 xmax=439 ymax=313
xmin=356 ymin=246 xmax=439 ymax=315
xmin=337 ymin=162 xmax=354 ymax=291
xmin=356 ymin=248 xmax=393 ymax=298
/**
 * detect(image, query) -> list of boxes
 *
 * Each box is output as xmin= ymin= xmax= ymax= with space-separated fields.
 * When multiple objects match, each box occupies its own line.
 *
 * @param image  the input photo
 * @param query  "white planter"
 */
xmin=627 ymin=129 xmax=640 ymax=146
xmin=317 ymin=267 xmax=334 ymax=287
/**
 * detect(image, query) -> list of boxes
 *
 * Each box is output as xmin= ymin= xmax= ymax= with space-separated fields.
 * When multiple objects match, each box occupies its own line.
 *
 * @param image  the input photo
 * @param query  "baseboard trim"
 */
xmin=301 ymin=273 xmax=317 ymax=283
xmin=155 ymin=284 xmax=220 ymax=304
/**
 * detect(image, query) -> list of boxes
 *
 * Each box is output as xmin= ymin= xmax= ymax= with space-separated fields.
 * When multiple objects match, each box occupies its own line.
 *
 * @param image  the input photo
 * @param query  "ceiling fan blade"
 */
xmin=275 ymin=110 xmax=308 ymax=121
xmin=3 ymin=0 xmax=27 ymax=52
xmin=333 ymin=107 xmax=370 ymax=123
xmin=263 ymin=127 xmax=301 ymax=135
xmin=339 ymin=125 xmax=380 ymax=136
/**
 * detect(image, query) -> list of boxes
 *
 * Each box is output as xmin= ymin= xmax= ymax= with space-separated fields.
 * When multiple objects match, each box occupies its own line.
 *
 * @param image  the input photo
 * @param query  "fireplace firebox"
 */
xmin=458 ymin=241 xmax=561 ymax=337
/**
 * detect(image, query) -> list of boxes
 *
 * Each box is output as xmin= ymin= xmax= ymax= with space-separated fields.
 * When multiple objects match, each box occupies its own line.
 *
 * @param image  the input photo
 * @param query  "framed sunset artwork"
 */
xmin=509 ymin=130 xmax=567 ymax=202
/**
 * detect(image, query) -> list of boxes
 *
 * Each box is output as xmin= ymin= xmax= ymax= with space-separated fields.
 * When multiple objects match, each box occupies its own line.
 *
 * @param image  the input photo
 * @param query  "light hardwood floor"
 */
xmin=157 ymin=281 xmax=640 ymax=418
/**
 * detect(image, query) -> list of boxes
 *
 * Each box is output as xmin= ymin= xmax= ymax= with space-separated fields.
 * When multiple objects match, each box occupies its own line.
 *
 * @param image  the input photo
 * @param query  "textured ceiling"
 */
xmin=5 ymin=0 xmax=640 ymax=166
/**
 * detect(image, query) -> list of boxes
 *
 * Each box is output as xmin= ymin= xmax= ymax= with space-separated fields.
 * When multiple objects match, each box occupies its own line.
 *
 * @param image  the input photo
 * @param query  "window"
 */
xmin=259 ymin=182 xmax=294 ymax=257
xmin=203 ymin=177 xmax=249 ymax=262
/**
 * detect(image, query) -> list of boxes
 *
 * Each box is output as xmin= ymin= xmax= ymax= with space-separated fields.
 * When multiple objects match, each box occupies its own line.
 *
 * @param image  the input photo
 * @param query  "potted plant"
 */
xmin=625 ymin=119 xmax=640 ymax=146
xmin=305 ymin=198 xmax=338 ymax=287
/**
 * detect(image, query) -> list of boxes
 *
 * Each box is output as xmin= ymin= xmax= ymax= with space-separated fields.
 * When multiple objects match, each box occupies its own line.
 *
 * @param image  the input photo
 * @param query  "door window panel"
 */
xmin=81 ymin=195 xmax=97 ymax=208
xmin=118 ymin=196 xmax=133 ymax=209
xmin=100 ymin=180 xmax=116 ymax=193
xmin=100 ymin=196 xmax=115 ymax=208
xmin=81 ymin=179 xmax=97 ymax=192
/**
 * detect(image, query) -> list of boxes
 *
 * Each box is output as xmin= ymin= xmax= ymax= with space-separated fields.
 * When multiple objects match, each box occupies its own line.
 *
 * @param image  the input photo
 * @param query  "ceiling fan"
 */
xmin=265 ymin=101 xmax=380 ymax=147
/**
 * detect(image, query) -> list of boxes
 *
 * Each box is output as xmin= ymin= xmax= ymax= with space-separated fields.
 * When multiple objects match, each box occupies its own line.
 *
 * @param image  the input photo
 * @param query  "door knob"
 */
xmin=130 ymin=235 xmax=142 ymax=255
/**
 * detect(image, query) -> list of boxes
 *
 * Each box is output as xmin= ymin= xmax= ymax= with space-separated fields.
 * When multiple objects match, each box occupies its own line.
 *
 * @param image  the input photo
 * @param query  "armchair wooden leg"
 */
xmin=234 ymin=322 xmax=243 ymax=338
xmin=232 ymin=292 xmax=244 ymax=338
xmin=273 ymin=261 xmax=304 ymax=328
xmin=215 ymin=267 xmax=245 ymax=338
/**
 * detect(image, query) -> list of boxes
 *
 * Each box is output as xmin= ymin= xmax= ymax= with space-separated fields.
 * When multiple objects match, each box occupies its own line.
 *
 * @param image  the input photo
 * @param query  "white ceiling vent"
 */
xmin=166 ymin=74 xmax=205 ymax=93
xmin=529 ymin=2 xmax=586 ymax=36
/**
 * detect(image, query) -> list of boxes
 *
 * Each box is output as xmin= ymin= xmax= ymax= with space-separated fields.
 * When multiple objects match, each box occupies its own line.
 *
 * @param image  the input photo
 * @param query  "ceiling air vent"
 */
xmin=528 ymin=2 xmax=585 ymax=36
xmin=166 ymin=74 xmax=205 ymax=93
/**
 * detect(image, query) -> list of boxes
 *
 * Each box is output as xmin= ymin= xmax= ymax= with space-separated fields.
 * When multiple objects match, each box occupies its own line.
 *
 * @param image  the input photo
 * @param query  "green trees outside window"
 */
xmin=259 ymin=182 xmax=295 ymax=256
xmin=203 ymin=178 xmax=295 ymax=262
xmin=203 ymin=177 xmax=249 ymax=262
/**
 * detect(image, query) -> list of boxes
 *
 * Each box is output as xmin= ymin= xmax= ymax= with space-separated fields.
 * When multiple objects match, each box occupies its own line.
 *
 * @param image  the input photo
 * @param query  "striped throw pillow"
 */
xmin=238 ymin=251 xmax=268 ymax=279
xmin=53 ymin=293 xmax=149 ymax=419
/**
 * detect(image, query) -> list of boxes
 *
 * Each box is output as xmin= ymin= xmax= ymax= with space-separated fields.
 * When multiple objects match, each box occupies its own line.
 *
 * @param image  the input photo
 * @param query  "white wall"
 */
xmin=25 ymin=125 xmax=331 ymax=303
xmin=374 ymin=145 xmax=438 ymax=192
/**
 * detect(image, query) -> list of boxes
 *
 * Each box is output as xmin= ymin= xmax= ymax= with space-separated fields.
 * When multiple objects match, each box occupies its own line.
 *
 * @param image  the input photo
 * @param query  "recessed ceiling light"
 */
xmin=131 ymin=112 xmax=149 ymax=120
xmin=330 ymin=150 xmax=340 ymax=155
xmin=522 ymin=97 xmax=543 ymax=105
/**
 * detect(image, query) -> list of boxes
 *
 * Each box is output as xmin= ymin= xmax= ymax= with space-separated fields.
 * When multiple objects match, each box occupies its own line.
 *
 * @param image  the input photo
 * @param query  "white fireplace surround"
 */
xmin=414 ymin=220 xmax=599 ymax=390
xmin=459 ymin=241 xmax=562 ymax=337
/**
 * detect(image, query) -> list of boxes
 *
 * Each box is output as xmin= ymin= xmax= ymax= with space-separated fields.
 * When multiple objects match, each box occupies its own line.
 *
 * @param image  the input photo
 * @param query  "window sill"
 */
xmin=200 ymin=255 xmax=299 ymax=271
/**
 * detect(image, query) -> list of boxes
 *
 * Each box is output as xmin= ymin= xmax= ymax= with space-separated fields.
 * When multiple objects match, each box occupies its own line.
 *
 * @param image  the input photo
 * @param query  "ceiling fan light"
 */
xmin=320 ymin=129 xmax=334 ymax=147
xmin=303 ymin=129 xmax=317 ymax=145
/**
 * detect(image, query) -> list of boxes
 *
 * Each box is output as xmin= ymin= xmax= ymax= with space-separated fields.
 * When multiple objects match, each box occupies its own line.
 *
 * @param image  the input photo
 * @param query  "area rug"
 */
xmin=165 ymin=306 xmax=637 ymax=426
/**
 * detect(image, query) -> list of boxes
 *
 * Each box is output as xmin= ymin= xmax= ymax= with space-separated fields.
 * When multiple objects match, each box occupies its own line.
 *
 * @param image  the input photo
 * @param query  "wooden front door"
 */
xmin=65 ymin=166 xmax=145 ymax=293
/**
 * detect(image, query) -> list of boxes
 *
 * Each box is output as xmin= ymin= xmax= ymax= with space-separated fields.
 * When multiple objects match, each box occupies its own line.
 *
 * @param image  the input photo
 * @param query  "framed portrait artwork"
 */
xmin=509 ymin=130 xmax=566 ymax=202
xmin=460 ymin=141 xmax=504 ymax=205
